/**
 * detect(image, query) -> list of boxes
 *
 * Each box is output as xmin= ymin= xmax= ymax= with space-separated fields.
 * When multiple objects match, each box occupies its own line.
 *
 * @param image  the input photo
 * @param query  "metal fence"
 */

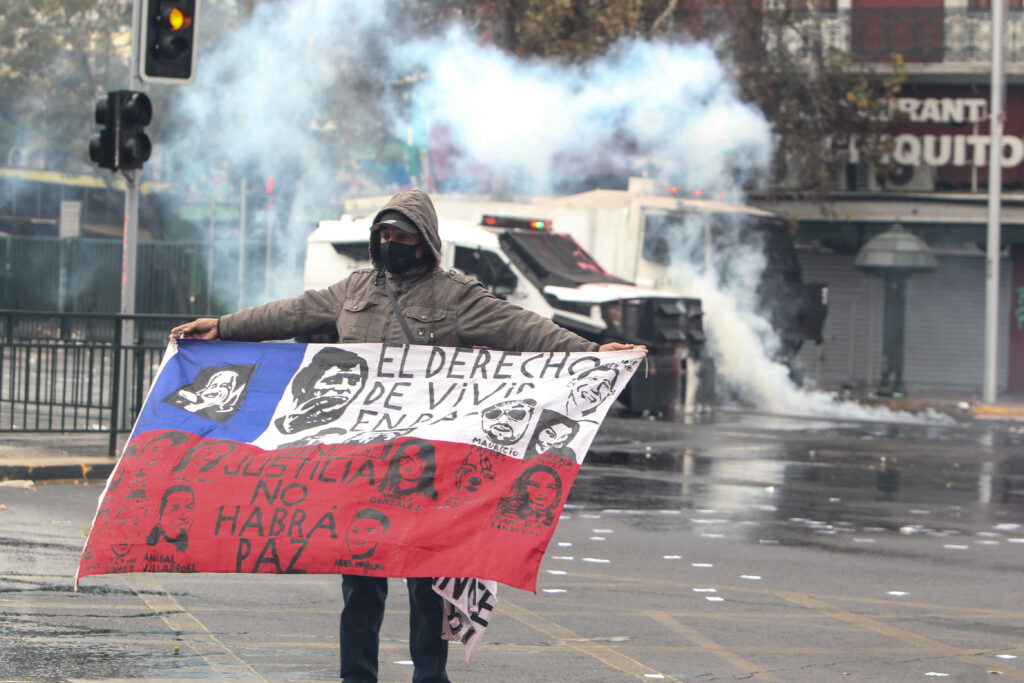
xmin=764 ymin=7 xmax=1024 ymax=64
xmin=0 ymin=234 xmax=278 ymax=316
xmin=0 ymin=310 xmax=195 ymax=455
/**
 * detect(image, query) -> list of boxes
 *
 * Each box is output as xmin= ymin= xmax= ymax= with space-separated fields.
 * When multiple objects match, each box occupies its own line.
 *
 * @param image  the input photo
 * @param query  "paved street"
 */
xmin=2 ymin=409 xmax=1024 ymax=681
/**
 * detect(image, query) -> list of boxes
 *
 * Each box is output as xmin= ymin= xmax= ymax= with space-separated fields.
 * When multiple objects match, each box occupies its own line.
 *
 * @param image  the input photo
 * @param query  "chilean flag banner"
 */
xmin=77 ymin=340 xmax=641 ymax=594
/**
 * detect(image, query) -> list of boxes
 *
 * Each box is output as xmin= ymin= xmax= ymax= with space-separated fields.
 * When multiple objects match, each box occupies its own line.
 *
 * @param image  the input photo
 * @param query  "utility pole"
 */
xmin=238 ymin=176 xmax=247 ymax=311
xmin=983 ymin=0 xmax=1006 ymax=403
xmin=124 ymin=0 xmax=201 ymax=331
xmin=122 ymin=0 xmax=144 ymax=348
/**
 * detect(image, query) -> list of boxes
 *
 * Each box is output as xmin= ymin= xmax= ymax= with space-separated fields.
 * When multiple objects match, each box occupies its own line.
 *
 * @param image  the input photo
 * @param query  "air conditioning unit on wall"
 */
xmin=879 ymin=163 xmax=936 ymax=192
xmin=769 ymin=152 xmax=938 ymax=193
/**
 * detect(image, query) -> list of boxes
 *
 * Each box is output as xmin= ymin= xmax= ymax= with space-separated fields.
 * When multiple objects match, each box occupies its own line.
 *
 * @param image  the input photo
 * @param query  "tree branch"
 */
xmin=648 ymin=0 xmax=679 ymax=37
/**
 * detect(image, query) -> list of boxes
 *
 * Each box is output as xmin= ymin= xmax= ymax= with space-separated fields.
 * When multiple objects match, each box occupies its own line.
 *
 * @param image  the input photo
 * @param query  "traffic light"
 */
xmin=89 ymin=95 xmax=116 ymax=170
xmin=116 ymin=91 xmax=153 ymax=170
xmin=140 ymin=0 xmax=199 ymax=84
xmin=88 ymin=91 xmax=153 ymax=171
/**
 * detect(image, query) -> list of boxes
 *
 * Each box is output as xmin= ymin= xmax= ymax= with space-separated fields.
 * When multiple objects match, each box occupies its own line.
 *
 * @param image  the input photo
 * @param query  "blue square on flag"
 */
xmin=136 ymin=340 xmax=307 ymax=443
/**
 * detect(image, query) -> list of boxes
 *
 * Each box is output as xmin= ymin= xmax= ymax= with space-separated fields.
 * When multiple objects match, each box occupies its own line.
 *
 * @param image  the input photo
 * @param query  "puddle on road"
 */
xmin=1 ymin=640 xmax=202 ymax=679
xmin=577 ymin=415 xmax=1024 ymax=550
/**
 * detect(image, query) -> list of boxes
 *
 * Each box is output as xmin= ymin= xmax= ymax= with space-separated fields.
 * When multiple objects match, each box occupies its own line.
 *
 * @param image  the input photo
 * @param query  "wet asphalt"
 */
xmin=1 ymin=408 xmax=1023 ymax=681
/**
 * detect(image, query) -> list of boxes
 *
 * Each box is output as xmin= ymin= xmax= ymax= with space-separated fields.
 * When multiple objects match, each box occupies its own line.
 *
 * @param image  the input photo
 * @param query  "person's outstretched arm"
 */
xmin=170 ymin=317 xmax=219 ymax=340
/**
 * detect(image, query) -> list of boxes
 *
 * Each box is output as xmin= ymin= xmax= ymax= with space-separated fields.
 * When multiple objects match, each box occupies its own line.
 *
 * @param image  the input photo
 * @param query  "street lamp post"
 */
xmin=855 ymin=224 xmax=937 ymax=398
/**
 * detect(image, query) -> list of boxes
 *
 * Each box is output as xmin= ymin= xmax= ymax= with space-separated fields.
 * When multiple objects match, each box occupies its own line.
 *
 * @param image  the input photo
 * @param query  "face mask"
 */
xmin=380 ymin=239 xmax=422 ymax=274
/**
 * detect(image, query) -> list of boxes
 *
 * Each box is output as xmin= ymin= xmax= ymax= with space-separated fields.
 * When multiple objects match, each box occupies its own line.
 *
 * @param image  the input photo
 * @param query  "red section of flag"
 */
xmin=77 ymin=430 xmax=578 ymax=591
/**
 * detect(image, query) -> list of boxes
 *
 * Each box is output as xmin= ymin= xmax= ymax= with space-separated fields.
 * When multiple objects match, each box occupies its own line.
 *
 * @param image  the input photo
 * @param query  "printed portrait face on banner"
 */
xmin=525 ymin=410 xmax=579 ymax=461
xmin=346 ymin=507 xmax=391 ymax=560
xmin=110 ymin=488 xmax=149 ymax=557
xmin=496 ymin=464 xmax=563 ymax=526
xmin=275 ymin=348 xmax=368 ymax=435
xmin=454 ymin=447 xmax=496 ymax=493
xmin=566 ymin=364 xmax=619 ymax=417
xmin=139 ymin=431 xmax=190 ymax=462
xmin=119 ymin=443 xmax=139 ymax=462
xmin=480 ymin=399 xmax=536 ymax=446
xmin=146 ymin=484 xmax=195 ymax=553
xmin=172 ymin=439 xmax=236 ymax=475
xmin=106 ymin=443 xmax=139 ymax=495
xmin=164 ymin=365 xmax=256 ymax=422
xmin=377 ymin=438 xmax=439 ymax=500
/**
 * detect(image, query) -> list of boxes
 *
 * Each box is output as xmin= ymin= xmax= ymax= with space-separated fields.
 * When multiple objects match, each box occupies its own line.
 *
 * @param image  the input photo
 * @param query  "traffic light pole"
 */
xmin=123 ymin=0 xmax=144 ymax=326
xmin=116 ymin=0 xmax=145 ymax=432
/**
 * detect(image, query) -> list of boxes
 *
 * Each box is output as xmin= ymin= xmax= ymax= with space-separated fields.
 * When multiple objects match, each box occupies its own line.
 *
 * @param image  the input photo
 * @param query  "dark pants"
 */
xmin=339 ymin=575 xmax=450 ymax=683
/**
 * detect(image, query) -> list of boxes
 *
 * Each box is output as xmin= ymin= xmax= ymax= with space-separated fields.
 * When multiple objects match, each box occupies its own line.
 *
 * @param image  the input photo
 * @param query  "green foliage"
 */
xmin=733 ymin=3 xmax=906 ymax=195
xmin=0 ymin=0 xmax=131 ymax=171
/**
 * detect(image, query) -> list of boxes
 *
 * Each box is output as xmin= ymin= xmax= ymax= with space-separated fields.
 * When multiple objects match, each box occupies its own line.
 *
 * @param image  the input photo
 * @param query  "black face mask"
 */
xmin=380 ymin=239 xmax=422 ymax=274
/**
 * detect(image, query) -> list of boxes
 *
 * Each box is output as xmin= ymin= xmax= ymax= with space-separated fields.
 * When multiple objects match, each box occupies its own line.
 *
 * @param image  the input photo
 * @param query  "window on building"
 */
xmin=851 ymin=0 xmax=944 ymax=63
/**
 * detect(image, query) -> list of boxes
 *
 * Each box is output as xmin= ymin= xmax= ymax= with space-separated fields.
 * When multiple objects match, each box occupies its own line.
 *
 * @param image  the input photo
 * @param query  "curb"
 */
xmin=0 ymin=460 xmax=115 ymax=484
xmin=862 ymin=399 xmax=1024 ymax=421
xmin=4 ymin=400 xmax=1024 ymax=484
xmin=969 ymin=404 xmax=1024 ymax=420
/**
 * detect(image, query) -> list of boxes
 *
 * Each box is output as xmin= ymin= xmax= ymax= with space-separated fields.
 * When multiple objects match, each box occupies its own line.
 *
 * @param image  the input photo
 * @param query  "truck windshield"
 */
xmin=499 ymin=230 xmax=630 ymax=289
xmin=642 ymin=210 xmax=801 ymax=275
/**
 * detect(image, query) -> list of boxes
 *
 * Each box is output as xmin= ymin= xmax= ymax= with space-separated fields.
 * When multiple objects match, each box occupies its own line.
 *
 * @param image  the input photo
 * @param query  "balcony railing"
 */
xmin=763 ymin=7 xmax=1024 ymax=65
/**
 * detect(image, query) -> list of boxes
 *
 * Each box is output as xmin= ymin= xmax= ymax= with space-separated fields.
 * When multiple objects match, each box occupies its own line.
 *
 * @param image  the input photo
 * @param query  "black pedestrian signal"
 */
xmin=89 ymin=95 xmax=116 ymax=170
xmin=88 ymin=91 xmax=153 ymax=171
xmin=116 ymin=91 xmax=153 ymax=170
xmin=140 ymin=0 xmax=199 ymax=84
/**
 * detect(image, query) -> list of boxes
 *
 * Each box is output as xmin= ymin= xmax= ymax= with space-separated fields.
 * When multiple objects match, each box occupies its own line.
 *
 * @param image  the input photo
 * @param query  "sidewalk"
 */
xmin=0 ymin=432 xmax=127 ymax=483
xmin=3 ymin=393 xmax=1024 ymax=484
xmin=850 ymin=388 xmax=1024 ymax=421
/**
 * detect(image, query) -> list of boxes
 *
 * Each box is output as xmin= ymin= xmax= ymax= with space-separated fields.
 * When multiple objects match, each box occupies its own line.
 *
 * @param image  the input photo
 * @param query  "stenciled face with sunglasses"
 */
xmin=480 ymin=399 xmax=537 ymax=446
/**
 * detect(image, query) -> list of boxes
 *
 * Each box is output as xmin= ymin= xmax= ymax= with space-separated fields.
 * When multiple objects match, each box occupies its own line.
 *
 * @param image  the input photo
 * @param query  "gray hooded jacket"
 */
xmin=218 ymin=189 xmax=599 ymax=353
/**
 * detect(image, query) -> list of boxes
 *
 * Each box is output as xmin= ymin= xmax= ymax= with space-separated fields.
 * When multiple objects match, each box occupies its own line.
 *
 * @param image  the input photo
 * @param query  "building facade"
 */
xmin=753 ymin=0 xmax=1024 ymax=396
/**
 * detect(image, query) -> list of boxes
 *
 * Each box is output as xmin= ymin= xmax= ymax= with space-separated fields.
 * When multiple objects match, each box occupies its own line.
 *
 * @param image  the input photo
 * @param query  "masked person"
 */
xmin=170 ymin=189 xmax=644 ymax=683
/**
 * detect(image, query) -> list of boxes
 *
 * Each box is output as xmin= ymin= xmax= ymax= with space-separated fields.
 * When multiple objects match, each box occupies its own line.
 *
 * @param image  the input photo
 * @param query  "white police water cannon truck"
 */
xmin=304 ymin=212 xmax=711 ymax=417
xmin=423 ymin=179 xmax=829 ymax=375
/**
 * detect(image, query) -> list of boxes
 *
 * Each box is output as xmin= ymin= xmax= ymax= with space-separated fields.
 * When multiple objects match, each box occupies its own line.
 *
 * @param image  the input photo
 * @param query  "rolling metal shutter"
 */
xmin=796 ymin=251 xmax=884 ymax=388
xmin=796 ymin=249 xmax=1010 ymax=392
xmin=904 ymin=253 xmax=1011 ymax=392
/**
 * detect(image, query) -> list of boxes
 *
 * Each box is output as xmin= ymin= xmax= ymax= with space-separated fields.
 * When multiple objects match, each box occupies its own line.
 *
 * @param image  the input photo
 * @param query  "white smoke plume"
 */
xmin=163 ymin=0 xmax=943 ymax=424
xmin=168 ymin=2 xmax=773 ymax=300
xmin=398 ymin=27 xmax=772 ymax=194
xmin=168 ymin=0 xmax=392 ymax=304
xmin=659 ymin=201 xmax=949 ymax=425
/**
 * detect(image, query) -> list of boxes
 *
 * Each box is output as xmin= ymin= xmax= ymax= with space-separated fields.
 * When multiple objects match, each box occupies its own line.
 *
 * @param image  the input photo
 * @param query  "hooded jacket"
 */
xmin=218 ymin=190 xmax=599 ymax=354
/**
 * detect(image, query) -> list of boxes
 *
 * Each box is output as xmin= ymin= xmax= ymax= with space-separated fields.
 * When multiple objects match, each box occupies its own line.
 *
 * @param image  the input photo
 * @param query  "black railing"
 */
xmin=0 ymin=310 xmax=197 ymax=455
xmin=762 ymin=7 xmax=1024 ymax=64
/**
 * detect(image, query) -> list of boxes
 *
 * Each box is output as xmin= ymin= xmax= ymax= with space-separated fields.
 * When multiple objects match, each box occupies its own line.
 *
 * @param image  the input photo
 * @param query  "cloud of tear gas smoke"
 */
xmin=167 ymin=0 xmax=391 ymax=307
xmin=397 ymin=28 xmax=771 ymax=194
xmin=664 ymin=218 xmax=951 ymax=425
xmin=167 ymin=3 xmax=772 ymax=307
xmin=395 ymin=29 xmax=948 ymax=424
xmin=396 ymin=28 xmax=936 ymax=422
xmin=163 ymin=1 xmax=947 ymax=424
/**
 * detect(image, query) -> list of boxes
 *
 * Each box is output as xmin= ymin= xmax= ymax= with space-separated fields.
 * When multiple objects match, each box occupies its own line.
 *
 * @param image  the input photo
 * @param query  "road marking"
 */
xmin=644 ymin=610 xmax=781 ymax=681
xmin=122 ymin=573 xmax=266 ymax=680
xmin=501 ymin=596 xmax=676 ymax=681
xmin=777 ymin=592 xmax=1024 ymax=680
